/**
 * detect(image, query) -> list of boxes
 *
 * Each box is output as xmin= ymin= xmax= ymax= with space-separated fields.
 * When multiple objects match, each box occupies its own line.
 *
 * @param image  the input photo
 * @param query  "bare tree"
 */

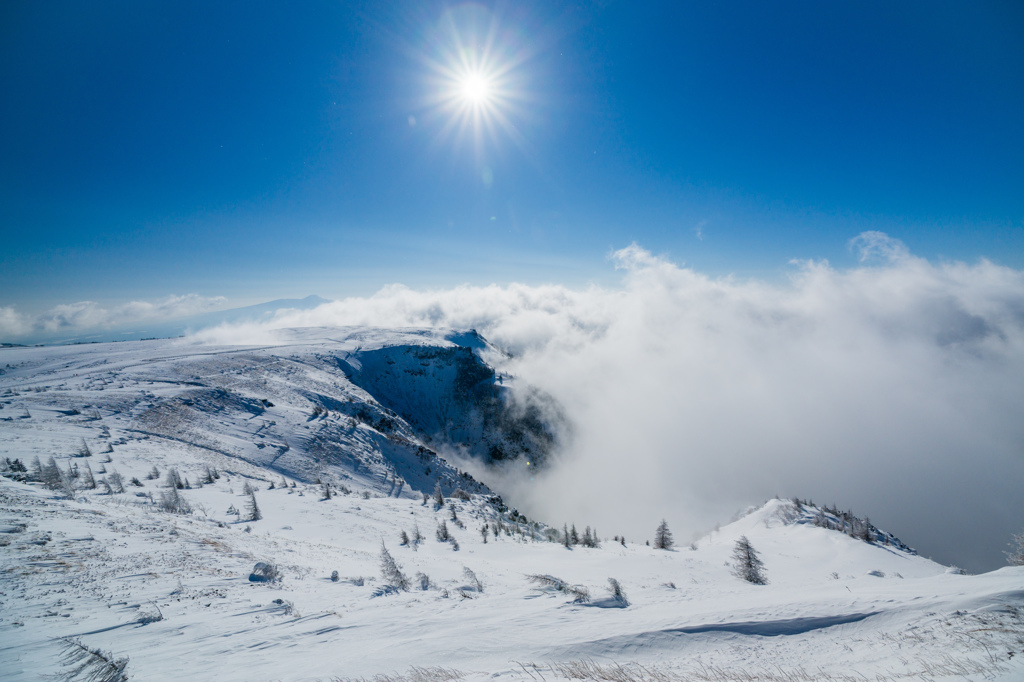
xmin=731 ymin=535 xmax=768 ymax=584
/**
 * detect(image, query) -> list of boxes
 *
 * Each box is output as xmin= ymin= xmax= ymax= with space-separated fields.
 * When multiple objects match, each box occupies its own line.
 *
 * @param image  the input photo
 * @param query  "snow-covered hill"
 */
xmin=1 ymin=329 xmax=1022 ymax=681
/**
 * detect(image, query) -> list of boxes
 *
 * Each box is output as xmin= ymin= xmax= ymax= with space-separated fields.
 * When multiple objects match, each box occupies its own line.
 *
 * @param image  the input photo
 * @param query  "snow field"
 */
xmin=1 ymin=334 xmax=1023 ymax=681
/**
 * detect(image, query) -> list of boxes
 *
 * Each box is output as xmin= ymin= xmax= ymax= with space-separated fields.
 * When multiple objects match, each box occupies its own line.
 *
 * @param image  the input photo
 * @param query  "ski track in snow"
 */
xmin=0 ymin=328 xmax=1022 ymax=681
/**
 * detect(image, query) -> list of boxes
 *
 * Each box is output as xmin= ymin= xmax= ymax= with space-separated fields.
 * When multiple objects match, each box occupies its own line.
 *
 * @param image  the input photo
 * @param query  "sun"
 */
xmin=414 ymin=6 xmax=535 ymax=155
xmin=460 ymin=72 xmax=492 ymax=104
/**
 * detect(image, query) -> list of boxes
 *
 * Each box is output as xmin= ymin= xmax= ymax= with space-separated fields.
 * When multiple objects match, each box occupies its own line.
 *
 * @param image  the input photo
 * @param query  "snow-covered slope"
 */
xmin=0 ymin=327 xmax=531 ymax=500
xmin=1 ymin=330 xmax=1022 ymax=681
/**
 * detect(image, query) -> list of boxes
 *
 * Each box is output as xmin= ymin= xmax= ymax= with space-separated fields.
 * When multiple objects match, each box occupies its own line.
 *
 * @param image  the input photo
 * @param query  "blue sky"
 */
xmin=2 ymin=0 xmax=1022 ymax=313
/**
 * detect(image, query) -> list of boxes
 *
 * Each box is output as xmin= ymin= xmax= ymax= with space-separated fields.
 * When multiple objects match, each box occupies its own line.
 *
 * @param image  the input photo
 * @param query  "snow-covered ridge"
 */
xmin=0 ymin=326 xmax=555 ymax=499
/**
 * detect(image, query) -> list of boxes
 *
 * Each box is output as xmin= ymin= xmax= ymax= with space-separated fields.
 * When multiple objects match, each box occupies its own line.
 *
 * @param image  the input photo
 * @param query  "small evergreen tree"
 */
xmin=81 ymin=461 xmax=97 ymax=490
xmin=563 ymin=523 xmax=571 ymax=549
xmin=433 ymin=481 xmax=445 ymax=508
xmin=654 ymin=519 xmax=674 ymax=550
xmin=245 ymin=490 xmax=262 ymax=521
xmin=29 ymin=456 xmax=43 ymax=482
xmin=400 ymin=529 xmax=410 ymax=546
xmin=379 ymin=541 xmax=409 ymax=590
xmin=480 ymin=524 xmax=489 ymax=544
xmin=42 ymin=457 xmax=63 ymax=490
xmin=570 ymin=524 xmax=579 ymax=545
xmin=731 ymin=535 xmax=768 ymax=584
xmin=436 ymin=520 xmax=450 ymax=542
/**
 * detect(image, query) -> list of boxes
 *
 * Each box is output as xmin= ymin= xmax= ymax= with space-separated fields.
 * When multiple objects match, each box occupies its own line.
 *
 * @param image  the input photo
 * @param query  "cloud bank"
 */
xmin=192 ymin=233 xmax=1024 ymax=572
xmin=10 ymin=234 xmax=1023 ymax=572
xmin=0 ymin=294 xmax=226 ymax=341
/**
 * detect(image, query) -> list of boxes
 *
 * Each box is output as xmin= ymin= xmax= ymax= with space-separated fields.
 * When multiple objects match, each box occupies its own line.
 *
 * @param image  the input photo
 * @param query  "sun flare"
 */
xmin=460 ymin=72 xmax=492 ymax=104
xmin=416 ymin=7 xmax=535 ymax=154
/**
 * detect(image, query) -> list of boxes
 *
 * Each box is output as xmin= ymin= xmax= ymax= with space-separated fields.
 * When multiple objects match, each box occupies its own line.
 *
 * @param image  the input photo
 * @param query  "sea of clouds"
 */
xmin=4 ymin=233 xmax=1023 ymax=571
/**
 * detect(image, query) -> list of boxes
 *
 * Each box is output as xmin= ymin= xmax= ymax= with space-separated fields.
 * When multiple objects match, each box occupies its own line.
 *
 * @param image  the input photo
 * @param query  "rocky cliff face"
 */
xmin=336 ymin=335 xmax=563 ymax=467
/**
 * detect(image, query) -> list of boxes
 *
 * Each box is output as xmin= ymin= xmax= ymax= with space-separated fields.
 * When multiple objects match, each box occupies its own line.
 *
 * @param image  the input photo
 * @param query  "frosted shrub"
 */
xmin=462 ymin=566 xmax=483 ymax=593
xmin=57 ymin=637 xmax=129 ymax=682
xmin=249 ymin=561 xmax=280 ymax=583
xmin=607 ymin=578 xmax=628 ymax=606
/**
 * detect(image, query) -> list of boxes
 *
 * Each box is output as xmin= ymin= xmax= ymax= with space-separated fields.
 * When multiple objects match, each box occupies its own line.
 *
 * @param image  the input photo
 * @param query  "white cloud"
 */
xmin=0 ymin=294 xmax=226 ymax=340
xmin=7 ymin=234 xmax=1023 ymax=571
xmin=0 ymin=307 xmax=31 ymax=338
xmin=220 ymin=233 xmax=1023 ymax=572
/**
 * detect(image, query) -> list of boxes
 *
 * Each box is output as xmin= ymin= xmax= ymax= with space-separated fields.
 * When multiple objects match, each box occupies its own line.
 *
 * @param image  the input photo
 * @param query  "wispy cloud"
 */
xmin=191 ymin=233 xmax=1024 ymax=571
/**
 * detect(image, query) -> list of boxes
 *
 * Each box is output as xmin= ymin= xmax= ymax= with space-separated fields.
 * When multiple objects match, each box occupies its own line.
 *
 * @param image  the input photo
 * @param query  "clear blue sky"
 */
xmin=2 ymin=0 xmax=1022 ymax=312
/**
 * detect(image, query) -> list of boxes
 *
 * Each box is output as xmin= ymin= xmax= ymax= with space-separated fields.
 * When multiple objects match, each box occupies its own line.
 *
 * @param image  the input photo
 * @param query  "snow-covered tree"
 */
xmin=80 ymin=461 xmax=96 ymax=490
xmin=731 ymin=535 xmax=768 ymax=584
xmin=433 ymin=481 xmax=445 ymax=508
xmin=654 ymin=519 xmax=674 ymax=550
xmin=607 ymin=578 xmax=628 ymax=606
xmin=379 ymin=541 xmax=409 ymax=590
xmin=436 ymin=520 xmax=450 ymax=542
xmin=412 ymin=521 xmax=423 ymax=546
xmin=245 ymin=489 xmax=262 ymax=521
xmin=42 ymin=456 xmax=63 ymax=490
xmin=159 ymin=484 xmax=192 ymax=514
xmin=1007 ymin=531 xmax=1024 ymax=566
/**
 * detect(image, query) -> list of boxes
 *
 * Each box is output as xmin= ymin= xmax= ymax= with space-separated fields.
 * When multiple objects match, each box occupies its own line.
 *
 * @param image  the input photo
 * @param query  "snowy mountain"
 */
xmin=1 ymin=328 xmax=1022 ymax=681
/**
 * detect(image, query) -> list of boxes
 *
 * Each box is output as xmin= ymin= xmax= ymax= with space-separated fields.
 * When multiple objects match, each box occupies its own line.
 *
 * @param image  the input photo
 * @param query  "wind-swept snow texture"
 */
xmin=1 ymin=329 xmax=1022 ymax=681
